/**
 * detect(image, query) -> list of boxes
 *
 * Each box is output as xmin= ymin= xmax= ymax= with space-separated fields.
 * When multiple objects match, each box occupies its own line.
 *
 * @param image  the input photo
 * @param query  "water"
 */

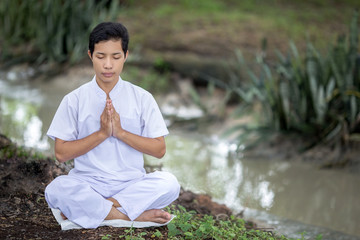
xmin=146 ymin=132 xmax=360 ymax=239
xmin=1 ymin=68 xmax=360 ymax=239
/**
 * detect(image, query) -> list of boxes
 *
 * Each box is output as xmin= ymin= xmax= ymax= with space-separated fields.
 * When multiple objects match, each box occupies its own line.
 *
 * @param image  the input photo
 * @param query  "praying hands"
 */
xmin=99 ymin=98 xmax=166 ymax=159
xmin=99 ymin=99 xmax=122 ymax=139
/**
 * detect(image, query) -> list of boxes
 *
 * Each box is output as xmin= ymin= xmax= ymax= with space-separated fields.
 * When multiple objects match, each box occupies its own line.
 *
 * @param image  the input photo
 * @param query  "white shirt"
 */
xmin=47 ymin=76 xmax=169 ymax=182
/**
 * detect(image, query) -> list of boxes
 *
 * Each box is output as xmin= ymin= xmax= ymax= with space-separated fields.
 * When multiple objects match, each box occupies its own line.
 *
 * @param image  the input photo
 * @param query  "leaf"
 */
xmin=290 ymin=40 xmax=299 ymax=59
xmin=326 ymin=77 xmax=336 ymax=100
xmin=324 ymin=123 xmax=342 ymax=142
xmin=167 ymin=222 xmax=181 ymax=236
xmin=349 ymin=134 xmax=360 ymax=142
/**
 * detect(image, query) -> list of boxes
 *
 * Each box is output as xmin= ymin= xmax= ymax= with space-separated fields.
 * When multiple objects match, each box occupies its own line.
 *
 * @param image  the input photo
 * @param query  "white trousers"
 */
xmin=45 ymin=171 xmax=180 ymax=228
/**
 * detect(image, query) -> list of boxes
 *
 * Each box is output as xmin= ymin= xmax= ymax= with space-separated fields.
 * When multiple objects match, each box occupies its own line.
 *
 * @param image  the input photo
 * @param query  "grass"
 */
xmin=119 ymin=0 xmax=360 ymax=56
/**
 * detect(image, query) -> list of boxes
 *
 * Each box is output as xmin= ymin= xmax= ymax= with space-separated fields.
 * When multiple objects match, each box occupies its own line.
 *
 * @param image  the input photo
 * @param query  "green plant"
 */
xmin=101 ymin=234 xmax=112 ymax=240
xmin=167 ymin=205 xmax=288 ymax=239
xmin=118 ymin=226 xmax=148 ymax=240
xmin=122 ymin=65 xmax=170 ymax=94
xmin=0 ymin=0 xmax=120 ymax=65
xmin=229 ymin=11 xmax=360 ymax=148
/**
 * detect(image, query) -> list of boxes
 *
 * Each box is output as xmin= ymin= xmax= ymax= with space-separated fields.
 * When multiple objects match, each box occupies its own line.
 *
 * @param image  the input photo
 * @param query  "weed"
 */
xmin=101 ymin=234 xmax=112 ymax=240
xmin=119 ymin=226 xmax=147 ymax=240
xmin=167 ymin=205 xmax=287 ymax=239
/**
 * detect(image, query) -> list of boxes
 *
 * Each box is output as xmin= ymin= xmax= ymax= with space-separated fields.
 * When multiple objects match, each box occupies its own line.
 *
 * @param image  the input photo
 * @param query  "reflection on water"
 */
xmin=1 ymin=98 xmax=50 ymax=150
xmin=0 ymin=68 xmax=91 ymax=151
xmin=1 ymin=70 xmax=360 ymax=239
xmin=146 ymin=131 xmax=360 ymax=239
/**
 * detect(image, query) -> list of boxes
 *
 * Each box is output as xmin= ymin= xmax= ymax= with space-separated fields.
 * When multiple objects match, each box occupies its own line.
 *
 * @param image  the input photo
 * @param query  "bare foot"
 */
xmin=107 ymin=197 xmax=121 ymax=208
xmin=135 ymin=209 xmax=171 ymax=224
xmin=60 ymin=212 xmax=67 ymax=220
xmin=105 ymin=206 xmax=130 ymax=220
xmin=105 ymin=207 xmax=171 ymax=224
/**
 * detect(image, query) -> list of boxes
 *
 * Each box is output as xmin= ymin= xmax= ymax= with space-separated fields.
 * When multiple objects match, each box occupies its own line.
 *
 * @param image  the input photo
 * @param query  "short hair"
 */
xmin=88 ymin=22 xmax=129 ymax=57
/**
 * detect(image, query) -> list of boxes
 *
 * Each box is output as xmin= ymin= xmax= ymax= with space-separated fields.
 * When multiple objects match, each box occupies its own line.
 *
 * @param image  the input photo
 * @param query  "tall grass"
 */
xmin=0 ymin=0 xmax=119 ymax=65
xmin=229 ymin=11 xmax=360 ymax=147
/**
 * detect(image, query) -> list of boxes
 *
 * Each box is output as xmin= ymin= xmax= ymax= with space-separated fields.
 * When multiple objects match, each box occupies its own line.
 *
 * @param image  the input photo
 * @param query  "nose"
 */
xmin=104 ymin=57 xmax=112 ymax=69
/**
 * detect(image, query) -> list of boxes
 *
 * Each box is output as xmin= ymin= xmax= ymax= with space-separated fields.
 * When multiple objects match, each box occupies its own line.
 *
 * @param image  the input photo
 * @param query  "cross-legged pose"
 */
xmin=45 ymin=22 xmax=180 ymax=229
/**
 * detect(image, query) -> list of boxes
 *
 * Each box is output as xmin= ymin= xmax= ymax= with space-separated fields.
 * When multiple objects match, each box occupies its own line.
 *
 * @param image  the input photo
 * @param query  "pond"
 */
xmin=0 ymin=68 xmax=359 ymax=240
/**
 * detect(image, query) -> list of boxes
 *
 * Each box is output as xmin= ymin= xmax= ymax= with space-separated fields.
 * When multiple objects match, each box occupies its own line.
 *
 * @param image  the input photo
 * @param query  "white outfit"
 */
xmin=45 ymin=76 xmax=180 ymax=228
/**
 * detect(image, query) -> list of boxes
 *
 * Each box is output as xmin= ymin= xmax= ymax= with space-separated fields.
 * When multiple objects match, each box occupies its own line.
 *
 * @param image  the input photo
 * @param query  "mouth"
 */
xmin=102 ymin=72 xmax=114 ymax=78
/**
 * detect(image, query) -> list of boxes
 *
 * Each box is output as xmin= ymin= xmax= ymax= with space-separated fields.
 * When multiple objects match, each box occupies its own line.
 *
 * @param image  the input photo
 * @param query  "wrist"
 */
xmin=114 ymin=128 xmax=127 ymax=140
xmin=97 ymin=129 xmax=109 ymax=141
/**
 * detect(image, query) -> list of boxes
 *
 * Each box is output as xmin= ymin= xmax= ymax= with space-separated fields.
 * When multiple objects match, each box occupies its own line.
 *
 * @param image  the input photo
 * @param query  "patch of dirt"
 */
xmin=0 ymin=134 xmax=251 ymax=239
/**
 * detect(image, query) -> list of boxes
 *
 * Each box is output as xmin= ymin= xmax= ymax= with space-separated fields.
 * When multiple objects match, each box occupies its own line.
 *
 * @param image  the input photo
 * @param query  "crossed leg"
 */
xmin=49 ymin=171 xmax=180 ymax=228
xmin=105 ymin=197 xmax=171 ymax=224
xmin=61 ymin=197 xmax=171 ymax=224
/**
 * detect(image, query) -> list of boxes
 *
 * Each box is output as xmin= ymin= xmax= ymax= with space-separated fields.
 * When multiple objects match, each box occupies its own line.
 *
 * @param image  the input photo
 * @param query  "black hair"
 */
xmin=89 ymin=22 xmax=129 ymax=57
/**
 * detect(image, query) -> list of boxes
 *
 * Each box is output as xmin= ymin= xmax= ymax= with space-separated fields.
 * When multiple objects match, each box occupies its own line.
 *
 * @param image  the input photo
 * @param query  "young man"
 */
xmin=45 ymin=22 xmax=180 ymax=229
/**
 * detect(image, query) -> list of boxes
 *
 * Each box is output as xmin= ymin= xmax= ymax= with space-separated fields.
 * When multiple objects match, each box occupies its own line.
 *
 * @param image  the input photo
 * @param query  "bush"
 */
xmin=0 ymin=0 xmax=119 ymax=65
xmin=229 ymin=11 xmax=360 ymax=147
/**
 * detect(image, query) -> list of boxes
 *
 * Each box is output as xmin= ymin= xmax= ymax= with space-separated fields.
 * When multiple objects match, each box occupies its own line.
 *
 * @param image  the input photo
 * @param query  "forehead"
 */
xmin=94 ymin=39 xmax=123 ymax=53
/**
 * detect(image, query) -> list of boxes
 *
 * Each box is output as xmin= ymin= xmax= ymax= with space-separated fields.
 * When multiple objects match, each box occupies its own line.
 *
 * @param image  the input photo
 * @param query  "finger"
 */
xmin=110 ymin=102 xmax=117 ymax=113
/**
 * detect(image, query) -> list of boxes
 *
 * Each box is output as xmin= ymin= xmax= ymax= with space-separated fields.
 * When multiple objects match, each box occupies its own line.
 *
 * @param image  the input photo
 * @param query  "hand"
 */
xmin=109 ymin=101 xmax=124 ymax=139
xmin=100 ymin=100 xmax=113 ymax=138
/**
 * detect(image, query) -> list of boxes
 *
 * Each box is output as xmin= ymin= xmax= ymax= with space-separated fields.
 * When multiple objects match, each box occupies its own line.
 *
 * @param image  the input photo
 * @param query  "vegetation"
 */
xmin=227 ymin=11 xmax=360 ymax=148
xmin=0 ymin=134 xmax=46 ymax=161
xmin=100 ymin=205 xmax=322 ymax=240
xmin=166 ymin=205 xmax=287 ymax=240
xmin=0 ymin=0 xmax=119 ymax=65
xmin=2 ymin=0 xmax=360 ymax=68
xmin=122 ymin=65 xmax=170 ymax=94
xmin=120 ymin=0 xmax=360 ymax=56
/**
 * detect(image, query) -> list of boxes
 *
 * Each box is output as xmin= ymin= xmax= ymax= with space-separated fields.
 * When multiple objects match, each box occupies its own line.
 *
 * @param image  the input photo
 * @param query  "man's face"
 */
xmin=88 ymin=39 xmax=128 ymax=87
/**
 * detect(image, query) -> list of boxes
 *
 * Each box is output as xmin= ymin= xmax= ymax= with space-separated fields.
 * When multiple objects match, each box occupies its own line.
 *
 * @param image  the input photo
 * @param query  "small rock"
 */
xmin=179 ymin=191 xmax=195 ymax=202
xmin=26 ymin=200 xmax=35 ymax=210
xmin=14 ymin=197 xmax=21 ymax=205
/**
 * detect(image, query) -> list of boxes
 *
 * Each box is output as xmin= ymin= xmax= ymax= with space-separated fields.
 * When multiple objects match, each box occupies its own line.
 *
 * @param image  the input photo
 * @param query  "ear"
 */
xmin=124 ymin=50 xmax=129 ymax=61
xmin=87 ymin=50 xmax=92 ymax=60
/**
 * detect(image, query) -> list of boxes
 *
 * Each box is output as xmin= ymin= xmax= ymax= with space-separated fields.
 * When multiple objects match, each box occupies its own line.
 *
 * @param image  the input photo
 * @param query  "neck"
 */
xmin=96 ymin=77 xmax=118 ymax=96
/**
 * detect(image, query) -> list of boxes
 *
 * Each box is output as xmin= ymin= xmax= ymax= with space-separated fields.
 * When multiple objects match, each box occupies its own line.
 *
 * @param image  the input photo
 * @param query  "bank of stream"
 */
xmin=0 ymin=66 xmax=360 ymax=239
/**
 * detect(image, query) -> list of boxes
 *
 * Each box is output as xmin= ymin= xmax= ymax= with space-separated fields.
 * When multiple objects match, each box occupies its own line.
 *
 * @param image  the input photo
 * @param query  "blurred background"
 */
xmin=1 ymin=0 xmax=360 ymax=239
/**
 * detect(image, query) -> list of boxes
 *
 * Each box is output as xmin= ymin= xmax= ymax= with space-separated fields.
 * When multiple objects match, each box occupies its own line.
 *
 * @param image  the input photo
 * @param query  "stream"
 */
xmin=0 ymin=67 xmax=359 ymax=240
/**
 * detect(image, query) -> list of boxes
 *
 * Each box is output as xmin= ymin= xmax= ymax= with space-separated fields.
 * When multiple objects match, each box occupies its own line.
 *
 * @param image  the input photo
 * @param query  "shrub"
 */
xmin=0 ymin=0 xmax=119 ymax=65
xmin=229 ymin=11 xmax=360 ymax=147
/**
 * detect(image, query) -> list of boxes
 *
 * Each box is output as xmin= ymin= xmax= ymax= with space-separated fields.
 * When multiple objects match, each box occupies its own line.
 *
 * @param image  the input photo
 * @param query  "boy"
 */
xmin=45 ymin=22 xmax=180 ymax=228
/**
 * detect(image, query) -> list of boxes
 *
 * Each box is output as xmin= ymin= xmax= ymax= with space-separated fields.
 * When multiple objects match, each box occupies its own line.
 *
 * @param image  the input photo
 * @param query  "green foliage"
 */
xmin=0 ymin=138 xmax=46 ymax=161
xmin=167 ymin=205 xmax=288 ymax=240
xmin=229 ymin=11 xmax=360 ymax=146
xmin=101 ymin=234 xmax=112 ymax=240
xmin=0 ymin=0 xmax=119 ymax=64
xmin=119 ymin=227 xmax=147 ymax=240
xmin=121 ymin=65 xmax=170 ymax=94
xmin=154 ymin=57 xmax=173 ymax=73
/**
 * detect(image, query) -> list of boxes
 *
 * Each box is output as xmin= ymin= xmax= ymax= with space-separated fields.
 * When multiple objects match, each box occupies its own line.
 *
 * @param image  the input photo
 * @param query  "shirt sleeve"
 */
xmin=140 ymin=93 xmax=169 ymax=138
xmin=47 ymin=93 xmax=79 ymax=141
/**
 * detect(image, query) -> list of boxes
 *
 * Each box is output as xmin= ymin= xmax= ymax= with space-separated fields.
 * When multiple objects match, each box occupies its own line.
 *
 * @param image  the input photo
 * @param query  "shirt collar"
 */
xmin=91 ymin=75 xmax=123 ymax=100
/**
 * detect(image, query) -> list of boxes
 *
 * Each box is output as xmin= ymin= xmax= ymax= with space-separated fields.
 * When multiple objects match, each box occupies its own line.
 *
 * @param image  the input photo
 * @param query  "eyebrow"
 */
xmin=95 ymin=52 xmax=122 ymax=55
